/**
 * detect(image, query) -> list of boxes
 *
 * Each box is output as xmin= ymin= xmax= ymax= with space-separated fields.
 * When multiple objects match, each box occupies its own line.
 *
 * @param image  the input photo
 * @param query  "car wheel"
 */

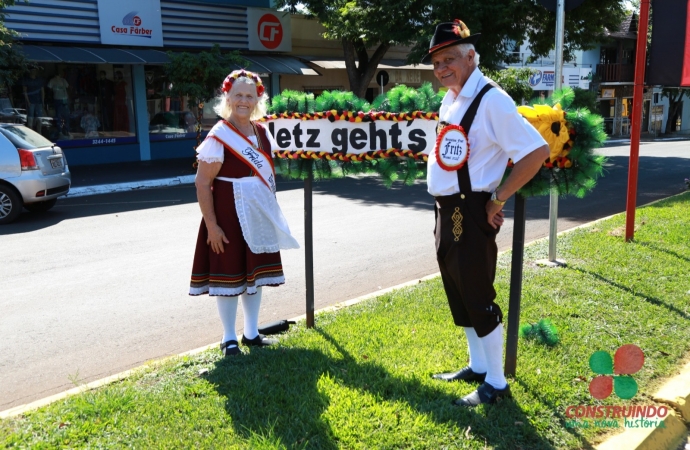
xmin=24 ymin=198 xmax=58 ymax=213
xmin=0 ymin=185 xmax=23 ymax=224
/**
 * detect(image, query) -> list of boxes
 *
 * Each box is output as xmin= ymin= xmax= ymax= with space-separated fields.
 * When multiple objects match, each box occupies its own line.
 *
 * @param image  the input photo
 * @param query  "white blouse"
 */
xmin=196 ymin=124 xmax=279 ymax=164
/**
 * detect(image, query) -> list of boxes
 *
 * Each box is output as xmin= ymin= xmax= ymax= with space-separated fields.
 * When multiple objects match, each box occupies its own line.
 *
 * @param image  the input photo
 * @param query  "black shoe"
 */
xmin=241 ymin=334 xmax=278 ymax=347
xmin=220 ymin=340 xmax=241 ymax=357
xmin=432 ymin=366 xmax=486 ymax=383
xmin=453 ymin=382 xmax=512 ymax=407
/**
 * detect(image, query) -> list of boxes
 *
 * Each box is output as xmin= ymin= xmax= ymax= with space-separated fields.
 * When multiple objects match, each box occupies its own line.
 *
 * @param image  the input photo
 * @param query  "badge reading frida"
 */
xmin=435 ymin=124 xmax=470 ymax=171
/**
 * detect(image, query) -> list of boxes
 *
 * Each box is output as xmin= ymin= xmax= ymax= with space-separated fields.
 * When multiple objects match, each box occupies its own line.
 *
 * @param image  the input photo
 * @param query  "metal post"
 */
xmin=505 ymin=193 xmax=527 ymax=377
xmin=625 ymin=0 xmax=650 ymax=242
xmin=304 ymin=160 xmax=315 ymax=328
xmin=547 ymin=0 xmax=566 ymax=264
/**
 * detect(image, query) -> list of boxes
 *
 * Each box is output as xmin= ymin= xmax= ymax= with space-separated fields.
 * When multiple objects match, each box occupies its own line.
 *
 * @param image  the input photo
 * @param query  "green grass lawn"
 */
xmin=2 ymin=192 xmax=689 ymax=449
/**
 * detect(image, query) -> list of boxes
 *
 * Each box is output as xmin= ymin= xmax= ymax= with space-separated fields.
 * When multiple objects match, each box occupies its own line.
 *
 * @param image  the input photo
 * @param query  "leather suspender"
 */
xmin=455 ymin=83 xmax=497 ymax=194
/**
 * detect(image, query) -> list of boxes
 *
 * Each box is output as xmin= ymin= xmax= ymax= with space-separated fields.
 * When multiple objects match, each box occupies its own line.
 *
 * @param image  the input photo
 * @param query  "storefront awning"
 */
xmin=20 ymin=45 xmax=170 ymax=64
xmin=300 ymin=57 xmax=433 ymax=71
xmin=20 ymin=45 xmax=319 ymax=75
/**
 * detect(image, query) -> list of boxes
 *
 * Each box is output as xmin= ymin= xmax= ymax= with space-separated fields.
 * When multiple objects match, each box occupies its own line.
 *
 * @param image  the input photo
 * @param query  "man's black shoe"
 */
xmin=241 ymin=334 xmax=278 ymax=347
xmin=432 ymin=366 xmax=486 ymax=383
xmin=453 ymin=382 xmax=512 ymax=407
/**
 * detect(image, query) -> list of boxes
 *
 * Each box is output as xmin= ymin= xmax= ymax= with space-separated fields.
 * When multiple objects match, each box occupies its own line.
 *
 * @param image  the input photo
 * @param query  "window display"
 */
xmin=144 ymin=65 xmax=216 ymax=141
xmin=4 ymin=64 xmax=137 ymax=147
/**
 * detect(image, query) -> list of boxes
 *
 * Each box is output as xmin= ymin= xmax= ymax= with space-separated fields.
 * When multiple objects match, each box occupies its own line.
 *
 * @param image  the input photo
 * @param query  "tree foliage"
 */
xmin=483 ymin=67 xmax=535 ymax=105
xmin=277 ymin=0 xmax=627 ymax=96
xmin=1 ymin=0 xmax=31 ymax=91
xmin=163 ymin=45 xmax=246 ymax=150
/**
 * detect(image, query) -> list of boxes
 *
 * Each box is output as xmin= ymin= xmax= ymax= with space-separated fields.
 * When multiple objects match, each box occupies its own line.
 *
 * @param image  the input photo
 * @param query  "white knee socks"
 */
xmin=216 ymin=296 xmax=238 ymax=346
xmin=216 ymin=287 xmax=264 ymax=344
xmin=241 ymin=286 xmax=262 ymax=340
xmin=464 ymin=327 xmax=488 ymax=374
xmin=479 ymin=323 xmax=508 ymax=389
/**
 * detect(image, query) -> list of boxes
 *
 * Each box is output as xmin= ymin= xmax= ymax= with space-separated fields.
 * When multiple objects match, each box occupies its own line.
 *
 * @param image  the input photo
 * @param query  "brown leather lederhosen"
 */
xmin=434 ymin=83 xmax=502 ymax=338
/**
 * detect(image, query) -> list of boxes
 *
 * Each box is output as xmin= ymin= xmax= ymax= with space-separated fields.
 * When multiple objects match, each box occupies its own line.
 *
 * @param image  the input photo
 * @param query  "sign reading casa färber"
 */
xmin=97 ymin=0 xmax=164 ymax=47
xmin=247 ymin=8 xmax=292 ymax=52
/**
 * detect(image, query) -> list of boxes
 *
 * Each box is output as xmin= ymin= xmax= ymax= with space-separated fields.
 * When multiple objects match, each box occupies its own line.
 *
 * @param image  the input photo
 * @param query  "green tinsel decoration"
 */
xmin=267 ymin=84 xmax=606 ymax=197
xmin=519 ymin=319 xmax=560 ymax=346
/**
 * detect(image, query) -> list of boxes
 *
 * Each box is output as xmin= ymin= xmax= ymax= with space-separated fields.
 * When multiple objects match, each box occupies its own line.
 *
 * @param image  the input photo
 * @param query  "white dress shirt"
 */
xmin=427 ymin=68 xmax=547 ymax=197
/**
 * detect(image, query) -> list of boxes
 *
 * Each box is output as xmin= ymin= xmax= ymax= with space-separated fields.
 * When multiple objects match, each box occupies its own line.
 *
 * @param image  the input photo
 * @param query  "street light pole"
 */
xmin=547 ymin=0 xmax=566 ymax=265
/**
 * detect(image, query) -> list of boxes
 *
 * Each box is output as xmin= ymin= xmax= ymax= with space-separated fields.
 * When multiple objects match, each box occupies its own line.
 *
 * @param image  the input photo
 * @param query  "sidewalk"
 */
xmin=66 ymin=157 xmax=197 ymax=197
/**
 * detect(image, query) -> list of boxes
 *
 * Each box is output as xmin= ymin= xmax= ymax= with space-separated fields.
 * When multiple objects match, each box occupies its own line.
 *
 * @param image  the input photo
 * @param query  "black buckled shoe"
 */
xmin=241 ymin=334 xmax=278 ymax=347
xmin=453 ymin=382 xmax=512 ymax=407
xmin=432 ymin=366 xmax=486 ymax=383
xmin=220 ymin=340 xmax=241 ymax=357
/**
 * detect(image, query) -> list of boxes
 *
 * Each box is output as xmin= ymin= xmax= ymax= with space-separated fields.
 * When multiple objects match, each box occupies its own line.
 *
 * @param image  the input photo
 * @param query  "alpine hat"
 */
xmin=422 ymin=19 xmax=481 ymax=63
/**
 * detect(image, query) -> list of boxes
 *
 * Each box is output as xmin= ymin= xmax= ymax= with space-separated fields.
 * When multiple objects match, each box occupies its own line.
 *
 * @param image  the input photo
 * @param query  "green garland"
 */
xmin=267 ymin=83 xmax=606 ymax=197
xmin=519 ymin=319 xmax=560 ymax=346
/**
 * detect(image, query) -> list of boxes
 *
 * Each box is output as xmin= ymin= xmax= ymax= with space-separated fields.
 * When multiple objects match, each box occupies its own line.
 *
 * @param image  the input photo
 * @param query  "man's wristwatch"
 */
xmin=491 ymin=191 xmax=506 ymax=206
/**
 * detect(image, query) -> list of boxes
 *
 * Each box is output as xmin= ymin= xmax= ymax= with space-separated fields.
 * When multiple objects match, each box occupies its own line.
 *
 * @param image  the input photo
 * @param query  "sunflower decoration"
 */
xmin=517 ymin=103 xmax=571 ymax=165
xmin=452 ymin=19 xmax=471 ymax=38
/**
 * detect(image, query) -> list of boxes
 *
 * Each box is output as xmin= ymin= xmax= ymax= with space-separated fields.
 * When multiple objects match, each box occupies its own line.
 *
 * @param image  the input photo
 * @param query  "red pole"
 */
xmin=625 ymin=0 xmax=651 ymax=242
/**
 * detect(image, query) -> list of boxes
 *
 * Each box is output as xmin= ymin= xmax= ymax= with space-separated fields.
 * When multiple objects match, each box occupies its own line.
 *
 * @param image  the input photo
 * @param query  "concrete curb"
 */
xmin=595 ymin=410 xmax=687 ymax=450
xmin=654 ymin=360 xmax=690 ymax=422
xmin=66 ymin=175 xmax=195 ymax=198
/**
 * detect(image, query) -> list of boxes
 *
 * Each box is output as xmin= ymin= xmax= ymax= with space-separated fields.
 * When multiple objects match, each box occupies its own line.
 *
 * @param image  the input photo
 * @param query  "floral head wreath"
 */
xmin=221 ymin=70 xmax=265 ymax=97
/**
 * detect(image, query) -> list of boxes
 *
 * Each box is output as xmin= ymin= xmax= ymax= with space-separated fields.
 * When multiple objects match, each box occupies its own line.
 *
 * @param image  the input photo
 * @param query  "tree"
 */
xmin=662 ymin=88 xmax=689 ymax=134
xmin=483 ymin=67 xmax=535 ymax=105
xmin=163 ymin=45 xmax=246 ymax=152
xmin=276 ymin=0 xmax=628 ymax=97
xmin=1 ymin=0 xmax=31 ymax=99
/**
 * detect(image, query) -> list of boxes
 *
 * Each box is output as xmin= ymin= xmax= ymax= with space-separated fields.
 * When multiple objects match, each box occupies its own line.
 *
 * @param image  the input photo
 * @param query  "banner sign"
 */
xmin=648 ymin=0 xmax=690 ymax=87
xmin=247 ymin=8 xmax=292 ymax=52
xmin=262 ymin=112 xmax=438 ymax=158
xmin=97 ymin=0 xmax=164 ymax=47
xmin=528 ymin=67 xmax=592 ymax=90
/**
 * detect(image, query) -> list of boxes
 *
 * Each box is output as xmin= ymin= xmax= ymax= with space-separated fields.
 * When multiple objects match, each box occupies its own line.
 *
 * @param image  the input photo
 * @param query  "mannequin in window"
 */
xmin=22 ymin=68 xmax=45 ymax=134
xmin=97 ymin=70 xmax=114 ymax=131
xmin=48 ymin=68 xmax=71 ymax=139
xmin=113 ymin=71 xmax=130 ymax=132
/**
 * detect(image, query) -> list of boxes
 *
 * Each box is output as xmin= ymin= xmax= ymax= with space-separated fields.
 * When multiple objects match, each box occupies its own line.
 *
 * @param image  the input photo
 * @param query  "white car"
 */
xmin=0 ymin=124 xmax=71 ymax=224
xmin=0 ymin=108 xmax=27 ymax=124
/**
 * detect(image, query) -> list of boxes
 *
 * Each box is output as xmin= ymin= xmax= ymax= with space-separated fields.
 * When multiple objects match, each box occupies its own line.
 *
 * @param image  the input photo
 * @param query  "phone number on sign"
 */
xmin=92 ymin=138 xmax=117 ymax=145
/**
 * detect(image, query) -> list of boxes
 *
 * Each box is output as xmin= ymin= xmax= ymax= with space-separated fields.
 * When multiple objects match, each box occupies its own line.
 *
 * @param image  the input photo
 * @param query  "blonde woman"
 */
xmin=189 ymin=70 xmax=299 ymax=356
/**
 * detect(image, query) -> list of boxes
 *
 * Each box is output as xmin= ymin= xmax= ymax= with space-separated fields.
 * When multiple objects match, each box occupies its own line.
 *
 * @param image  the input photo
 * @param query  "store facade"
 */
xmin=2 ymin=0 xmax=317 ymax=165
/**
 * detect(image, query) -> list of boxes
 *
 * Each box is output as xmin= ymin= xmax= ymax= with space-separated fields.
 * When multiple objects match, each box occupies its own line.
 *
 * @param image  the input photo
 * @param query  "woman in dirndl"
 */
xmin=189 ymin=70 xmax=299 ymax=356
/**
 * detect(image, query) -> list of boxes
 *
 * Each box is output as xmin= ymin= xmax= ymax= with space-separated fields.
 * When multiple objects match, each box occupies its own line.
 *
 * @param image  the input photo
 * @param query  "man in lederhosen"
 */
xmin=423 ymin=19 xmax=549 ymax=406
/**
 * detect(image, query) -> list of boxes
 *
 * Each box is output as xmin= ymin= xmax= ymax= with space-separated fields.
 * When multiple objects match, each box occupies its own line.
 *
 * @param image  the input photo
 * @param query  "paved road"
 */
xmin=1 ymin=141 xmax=688 ymax=410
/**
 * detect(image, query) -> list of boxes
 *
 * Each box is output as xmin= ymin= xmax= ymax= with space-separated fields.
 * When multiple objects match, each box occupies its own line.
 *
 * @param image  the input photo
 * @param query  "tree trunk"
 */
xmin=343 ymin=38 xmax=391 ymax=99
xmin=665 ymin=96 xmax=681 ymax=134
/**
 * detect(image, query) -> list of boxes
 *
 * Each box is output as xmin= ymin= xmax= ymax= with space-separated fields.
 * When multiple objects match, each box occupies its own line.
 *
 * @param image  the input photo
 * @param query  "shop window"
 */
xmin=6 ymin=64 xmax=137 ymax=147
xmin=145 ymin=65 xmax=219 ymax=141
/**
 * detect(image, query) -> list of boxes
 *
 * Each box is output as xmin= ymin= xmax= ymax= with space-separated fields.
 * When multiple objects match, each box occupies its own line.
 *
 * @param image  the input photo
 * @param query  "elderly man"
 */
xmin=422 ymin=20 xmax=549 ymax=406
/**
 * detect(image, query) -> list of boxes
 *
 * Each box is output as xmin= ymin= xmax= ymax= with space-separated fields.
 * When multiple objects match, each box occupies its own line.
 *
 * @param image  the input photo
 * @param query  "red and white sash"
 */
xmin=209 ymin=120 xmax=277 ymax=194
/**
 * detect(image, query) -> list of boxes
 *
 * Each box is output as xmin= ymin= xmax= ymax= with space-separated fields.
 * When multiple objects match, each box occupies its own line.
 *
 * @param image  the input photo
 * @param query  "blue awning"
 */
xmin=20 ymin=45 xmax=319 ymax=74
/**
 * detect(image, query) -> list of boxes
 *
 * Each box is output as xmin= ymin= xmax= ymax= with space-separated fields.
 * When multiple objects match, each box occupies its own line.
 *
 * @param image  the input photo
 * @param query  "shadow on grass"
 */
xmin=514 ymin=379 xmax=595 ymax=450
xmin=568 ymin=266 xmax=690 ymax=321
xmin=207 ymin=329 xmax=559 ymax=449
xmin=636 ymin=240 xmax=690 ymax=264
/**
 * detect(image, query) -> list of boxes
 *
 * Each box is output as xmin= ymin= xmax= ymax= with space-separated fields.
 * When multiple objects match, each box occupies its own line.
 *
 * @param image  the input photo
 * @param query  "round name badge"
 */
xmin=434 ymin=124 xmax=470 ymax=171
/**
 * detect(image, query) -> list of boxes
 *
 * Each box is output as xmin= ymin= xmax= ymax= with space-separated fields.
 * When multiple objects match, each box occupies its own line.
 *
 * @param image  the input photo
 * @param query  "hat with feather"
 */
xmin=421 ymin=19 xmax=481 ymax=63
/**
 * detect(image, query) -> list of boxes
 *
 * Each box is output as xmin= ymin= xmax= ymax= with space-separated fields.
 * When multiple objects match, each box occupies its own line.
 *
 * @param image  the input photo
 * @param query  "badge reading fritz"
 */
xmin=435 ymin=124 xmax=470 ymax=171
